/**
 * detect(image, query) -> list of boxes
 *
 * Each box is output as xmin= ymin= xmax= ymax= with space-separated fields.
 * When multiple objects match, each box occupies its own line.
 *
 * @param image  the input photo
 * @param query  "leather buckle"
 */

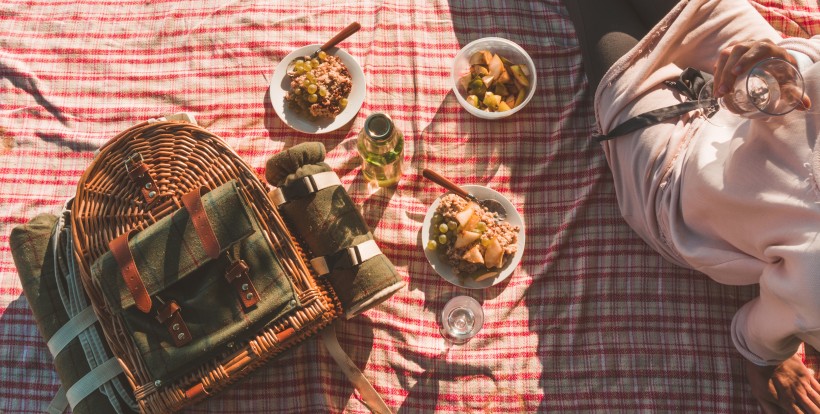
xmin=154 ymin=299 xmax=191 ymax=347
xmin=124 ymin=152 xmax=160 ymax=205
xmin=225 ymin=260 xmax=259 ymax=309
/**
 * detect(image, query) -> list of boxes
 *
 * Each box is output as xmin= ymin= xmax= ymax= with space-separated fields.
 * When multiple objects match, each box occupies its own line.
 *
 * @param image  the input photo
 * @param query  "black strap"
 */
xmin=593 ymin=68 xmax=718 ymax=143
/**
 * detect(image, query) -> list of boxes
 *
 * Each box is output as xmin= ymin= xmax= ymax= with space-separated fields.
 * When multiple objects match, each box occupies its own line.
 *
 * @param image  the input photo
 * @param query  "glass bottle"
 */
xmin=357 ymin=113 xmax=404 ymax=187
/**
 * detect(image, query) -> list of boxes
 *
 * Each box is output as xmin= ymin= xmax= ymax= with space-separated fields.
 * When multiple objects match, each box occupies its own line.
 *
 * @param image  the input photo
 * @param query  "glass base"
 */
xmin=440 ymin=295 xmax=484 ymax=345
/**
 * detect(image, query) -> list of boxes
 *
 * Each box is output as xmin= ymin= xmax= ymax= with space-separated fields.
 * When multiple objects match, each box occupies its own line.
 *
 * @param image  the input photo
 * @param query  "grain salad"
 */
xmin=285 ymin=51 xmax=352 ymax=118
xmin=428 ymin=194 xmax=519 ymax=280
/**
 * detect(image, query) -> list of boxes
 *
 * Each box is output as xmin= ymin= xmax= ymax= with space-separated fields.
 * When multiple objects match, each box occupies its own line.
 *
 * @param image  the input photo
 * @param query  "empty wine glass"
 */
xmin=698 ymin=57 xmax=805 ymax=123
xmin=440 ymin=295 xmax=484 ymax=345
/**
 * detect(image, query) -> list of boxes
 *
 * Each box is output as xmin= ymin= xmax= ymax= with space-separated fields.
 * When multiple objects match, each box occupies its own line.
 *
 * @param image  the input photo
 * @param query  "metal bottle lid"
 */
xmin=364 ymin=113 xmax=394 ymax=141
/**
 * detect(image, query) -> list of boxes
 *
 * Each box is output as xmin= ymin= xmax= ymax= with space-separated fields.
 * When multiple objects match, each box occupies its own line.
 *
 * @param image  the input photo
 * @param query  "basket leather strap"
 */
xmin=225 ymin=259 xmax=260 ymax=309
xmin=110 ymin=231 xmax=192 ymax=347
xmin=181 ymin=187 xmax=220 ymax=260
xmin=125 ymin=153 xmax=160 ymax=205
xmin=110 ymin=230 xmax=152 ymax=314
xmin=155 ymin=299 xmax=192 ymax=347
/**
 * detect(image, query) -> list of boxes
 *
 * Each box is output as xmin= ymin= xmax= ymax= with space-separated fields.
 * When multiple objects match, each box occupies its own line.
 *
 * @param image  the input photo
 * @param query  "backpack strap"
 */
xmin=270 ymin=171 xmax=341 ymax=206
xmin=310 ymin=239 xmax=382 ymax=277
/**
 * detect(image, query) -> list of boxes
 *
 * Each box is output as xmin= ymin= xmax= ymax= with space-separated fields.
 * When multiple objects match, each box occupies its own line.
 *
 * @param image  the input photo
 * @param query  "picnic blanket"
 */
xmin=1 ymin=0 xmax=819 ymax=412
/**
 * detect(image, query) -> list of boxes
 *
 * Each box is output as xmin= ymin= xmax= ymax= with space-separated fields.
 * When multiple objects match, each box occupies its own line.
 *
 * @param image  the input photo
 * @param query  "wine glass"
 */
xmin=440 ymin=295 xmax=484 ymax=345
xmin=698 ymin=57 xmax=805 ymax=123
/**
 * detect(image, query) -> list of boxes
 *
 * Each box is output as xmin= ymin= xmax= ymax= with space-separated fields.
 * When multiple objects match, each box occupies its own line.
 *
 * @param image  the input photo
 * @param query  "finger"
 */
xmin=802 ymin=95 xmax=812 ymax=111
xmin=774 ymin=380 xmax=799 ymax=412
xmin=717 ymin=43 xmax=752 ymax=97
xmin=808 ymin=377 xmax=820 ymax=407
xmin=731 ymin=40 xmax=788 ymax=77
xmin=796 ymin=390 xmax=820 ymax=414
xmin=781 ymin=84 xmax=807 ymax=111
xmin=713 ymin=46 xmax=733 ymax=97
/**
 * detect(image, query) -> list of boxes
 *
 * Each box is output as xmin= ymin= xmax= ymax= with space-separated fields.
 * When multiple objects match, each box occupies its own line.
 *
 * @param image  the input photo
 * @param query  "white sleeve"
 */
xmin=788 ymin=50 xmax=813 ymax=72
xmin=731 ymin=242 xmax=820 ymax=366
xmin=779 ymin=35 xmax=820 ymax=64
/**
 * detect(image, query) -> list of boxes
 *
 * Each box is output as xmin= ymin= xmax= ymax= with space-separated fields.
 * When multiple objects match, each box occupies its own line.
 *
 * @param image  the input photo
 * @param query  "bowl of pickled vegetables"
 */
xmin=451 ymin=37 xmax=536 ymax=119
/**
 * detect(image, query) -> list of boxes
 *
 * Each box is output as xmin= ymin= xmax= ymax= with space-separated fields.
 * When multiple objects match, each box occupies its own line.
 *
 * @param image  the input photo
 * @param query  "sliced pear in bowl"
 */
xmin=462 ymin=244 xmax=485 ymax=264
xmin=455 ymin=231 xmax=481 ymax=249
xmin=484 ymin=237 xmax=504 ymax=269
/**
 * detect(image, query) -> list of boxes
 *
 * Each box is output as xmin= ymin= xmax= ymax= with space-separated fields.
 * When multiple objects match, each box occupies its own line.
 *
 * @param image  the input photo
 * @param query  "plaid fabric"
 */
xmin=1 ymin=0 xmax=818 ymax=413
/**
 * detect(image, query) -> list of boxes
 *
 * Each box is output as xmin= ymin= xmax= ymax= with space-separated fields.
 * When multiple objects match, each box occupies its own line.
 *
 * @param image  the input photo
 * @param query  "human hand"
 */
xmin=744 ymin=353 xmax=820 ymax=413
xmin=713 ymin=39 xmax=811 ymax=111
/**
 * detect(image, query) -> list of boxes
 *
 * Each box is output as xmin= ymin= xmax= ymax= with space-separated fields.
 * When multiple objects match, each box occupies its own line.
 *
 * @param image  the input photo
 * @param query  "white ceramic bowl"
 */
xmin=421 ymin=185 xmax=526 ymax=289
xmin=269 ymin=45 xmax=366 ymax=134
xmin=451 ymin=37 xmax=537 ymax=120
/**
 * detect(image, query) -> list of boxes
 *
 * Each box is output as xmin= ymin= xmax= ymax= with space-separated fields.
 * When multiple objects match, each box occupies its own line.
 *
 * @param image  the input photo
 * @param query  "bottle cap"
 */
xmin=364 ymin=113 xmax=393 ymax=141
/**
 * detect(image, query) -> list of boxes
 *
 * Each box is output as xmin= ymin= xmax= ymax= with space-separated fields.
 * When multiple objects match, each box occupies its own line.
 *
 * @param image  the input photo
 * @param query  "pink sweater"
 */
xmin=597 ymin=0 xmax=820 ymax=365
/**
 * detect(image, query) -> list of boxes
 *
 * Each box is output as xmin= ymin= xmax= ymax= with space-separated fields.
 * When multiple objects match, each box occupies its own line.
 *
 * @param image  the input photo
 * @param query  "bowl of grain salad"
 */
xmin=270 ymin=45 xmax=366 ymax=134
xmin=422 ymin=185 xmax=525 ymax=289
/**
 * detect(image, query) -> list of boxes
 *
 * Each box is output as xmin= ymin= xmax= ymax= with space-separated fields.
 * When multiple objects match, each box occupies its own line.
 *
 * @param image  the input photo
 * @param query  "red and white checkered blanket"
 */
xmin=1 ymin=0 xmax=819 ymax=412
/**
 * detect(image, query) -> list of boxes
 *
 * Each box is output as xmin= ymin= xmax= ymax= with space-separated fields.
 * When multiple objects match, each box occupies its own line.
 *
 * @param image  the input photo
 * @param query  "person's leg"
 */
xmin=562 ymin=0 xmax=679 ymax=90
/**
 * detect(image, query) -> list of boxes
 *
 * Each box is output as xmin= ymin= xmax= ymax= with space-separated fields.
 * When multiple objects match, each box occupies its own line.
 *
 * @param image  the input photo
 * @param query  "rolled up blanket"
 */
xmin=10 ymin=211 xmax=136 ymax=414
xmin=265 ymin=142 xmax=404 ymax=319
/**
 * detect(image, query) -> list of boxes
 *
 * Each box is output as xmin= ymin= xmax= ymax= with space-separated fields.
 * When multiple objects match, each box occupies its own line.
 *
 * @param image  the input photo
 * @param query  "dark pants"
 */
xmin=562 ymin=0 xmax=681 ymax=90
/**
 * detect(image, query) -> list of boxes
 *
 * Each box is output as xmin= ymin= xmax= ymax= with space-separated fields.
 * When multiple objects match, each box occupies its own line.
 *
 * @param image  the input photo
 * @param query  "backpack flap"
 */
xmin=91 ymin=180 xmax=300 ymax=383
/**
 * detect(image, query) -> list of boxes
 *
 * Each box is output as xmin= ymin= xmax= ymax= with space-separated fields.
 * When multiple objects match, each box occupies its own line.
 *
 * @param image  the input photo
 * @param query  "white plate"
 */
xmin=269 ymin=45 xmax=366 ymax=134
xmin=422 ymin=185 xmax=525 ymax=289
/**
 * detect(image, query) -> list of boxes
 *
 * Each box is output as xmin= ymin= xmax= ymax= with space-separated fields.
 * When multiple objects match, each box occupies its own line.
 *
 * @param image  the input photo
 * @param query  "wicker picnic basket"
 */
xmin=70 ymin=118 xmax=342 ymax=413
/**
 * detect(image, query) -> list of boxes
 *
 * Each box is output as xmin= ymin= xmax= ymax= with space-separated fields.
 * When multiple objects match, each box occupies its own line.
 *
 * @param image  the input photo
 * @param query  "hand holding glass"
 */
xmin=700 ymin=57 xmax=805 ymax=118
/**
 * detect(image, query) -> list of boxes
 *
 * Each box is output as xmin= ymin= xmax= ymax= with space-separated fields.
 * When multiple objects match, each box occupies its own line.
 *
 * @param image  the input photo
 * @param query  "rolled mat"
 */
xmin=10 ymin=211 xmax=136 ymax=414
xmin=265 ymin=142 xmax=405 ymax=319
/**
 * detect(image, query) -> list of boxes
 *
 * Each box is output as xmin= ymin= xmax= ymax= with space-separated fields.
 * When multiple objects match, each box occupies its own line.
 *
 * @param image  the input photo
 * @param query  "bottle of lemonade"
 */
xmin=357 ymin=113 xmax=404 ymax=187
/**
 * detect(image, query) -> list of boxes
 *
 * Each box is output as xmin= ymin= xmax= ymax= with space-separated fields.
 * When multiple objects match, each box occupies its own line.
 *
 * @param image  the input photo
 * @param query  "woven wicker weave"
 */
xmin=70 ymin=120 xmax=342 ymax=413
